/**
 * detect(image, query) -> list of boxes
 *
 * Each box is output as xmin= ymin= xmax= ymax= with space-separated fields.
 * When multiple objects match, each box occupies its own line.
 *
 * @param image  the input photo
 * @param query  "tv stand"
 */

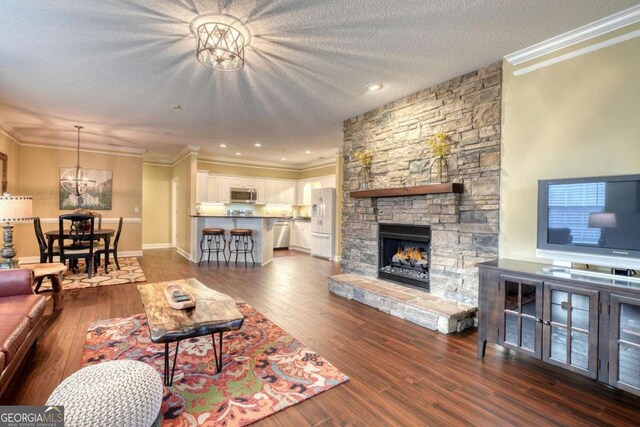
xmin=477 ymin=258 xmax=640 ymax=398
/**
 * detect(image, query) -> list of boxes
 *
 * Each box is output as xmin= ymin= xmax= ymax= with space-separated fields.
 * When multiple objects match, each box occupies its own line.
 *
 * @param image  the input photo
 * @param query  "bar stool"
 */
xmin=199 ymin=228 xmax=227 ymax=266
xmin=227 ymin=228 xmax=255 ymax=267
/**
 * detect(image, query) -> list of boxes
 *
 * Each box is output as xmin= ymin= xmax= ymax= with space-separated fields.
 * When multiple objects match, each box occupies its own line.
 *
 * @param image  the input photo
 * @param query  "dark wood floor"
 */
xmin=4 ymin=249 xmax=640 ymax=425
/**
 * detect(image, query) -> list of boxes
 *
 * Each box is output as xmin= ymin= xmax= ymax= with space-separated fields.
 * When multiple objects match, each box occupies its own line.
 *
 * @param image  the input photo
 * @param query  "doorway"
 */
xmin=171 ymin=177 xmax=178 ymax=248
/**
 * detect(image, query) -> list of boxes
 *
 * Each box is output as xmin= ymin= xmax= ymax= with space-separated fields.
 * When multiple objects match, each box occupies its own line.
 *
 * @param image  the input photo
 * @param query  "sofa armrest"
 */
xmin=0 ymin=269 xmax=34 ymax=297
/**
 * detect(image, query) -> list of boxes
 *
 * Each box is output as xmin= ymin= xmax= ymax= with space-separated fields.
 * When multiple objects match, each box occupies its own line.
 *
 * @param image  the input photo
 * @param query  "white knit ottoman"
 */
xmin=46 ymin=360 xmax=164 ymax=427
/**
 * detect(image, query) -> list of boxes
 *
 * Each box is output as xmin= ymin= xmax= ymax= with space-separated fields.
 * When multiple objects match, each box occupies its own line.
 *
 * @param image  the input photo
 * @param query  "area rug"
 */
xmin=82 ymin=302 xmax=348 ymax=426
xmin=37 ymin=257 xmax=146 ymax=291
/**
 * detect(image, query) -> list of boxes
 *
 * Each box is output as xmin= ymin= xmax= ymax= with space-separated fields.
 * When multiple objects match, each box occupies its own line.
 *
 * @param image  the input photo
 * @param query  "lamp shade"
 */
xmin=0 ymin=195 xmax=33 ymax=223
xmin=588 ymin=212 xmax=617 ymax=229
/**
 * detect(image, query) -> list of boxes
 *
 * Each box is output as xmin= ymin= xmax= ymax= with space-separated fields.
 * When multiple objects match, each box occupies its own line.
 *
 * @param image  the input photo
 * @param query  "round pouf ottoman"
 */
xmin=46 ymin=360 xmax=164 ymax=427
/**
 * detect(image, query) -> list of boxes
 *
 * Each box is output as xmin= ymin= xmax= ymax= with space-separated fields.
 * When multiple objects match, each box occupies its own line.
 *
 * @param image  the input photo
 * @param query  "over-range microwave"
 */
xmin=230 ymin=187 xmax=257 ymax=204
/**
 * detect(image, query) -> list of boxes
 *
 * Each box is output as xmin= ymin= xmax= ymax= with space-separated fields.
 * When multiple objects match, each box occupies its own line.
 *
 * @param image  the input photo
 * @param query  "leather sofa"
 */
xmin=0 ymin=269 xmax=46 ymax=399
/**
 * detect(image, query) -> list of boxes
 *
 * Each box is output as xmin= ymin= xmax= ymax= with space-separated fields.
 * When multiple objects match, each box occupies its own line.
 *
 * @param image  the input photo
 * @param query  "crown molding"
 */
xmin=197 ymin=154 xmax=337 ymax=172
xmin=0 ymin=120 xmax=23 ymax=143
xmin=19 ymin=137 xmax=145 ymax=157
xmin=143 ymin=161 xmax=173 ymax=167
xmin=505 ymin=4 xmax=640 ymax=65
xmin=170 ymin=145 xmax=200 ymax=165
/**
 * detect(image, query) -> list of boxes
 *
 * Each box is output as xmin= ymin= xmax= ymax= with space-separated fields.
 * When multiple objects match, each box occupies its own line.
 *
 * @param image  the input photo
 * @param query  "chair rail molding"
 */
xmin=505 ymin=4 xmax=640 ymax=65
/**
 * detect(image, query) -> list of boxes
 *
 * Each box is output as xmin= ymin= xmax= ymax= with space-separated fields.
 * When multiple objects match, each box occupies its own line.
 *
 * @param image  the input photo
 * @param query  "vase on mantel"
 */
xmin=429 ymin=157 xmax=449 ymax=183
xmin=360 ymin=167 xmax=372 ymax=190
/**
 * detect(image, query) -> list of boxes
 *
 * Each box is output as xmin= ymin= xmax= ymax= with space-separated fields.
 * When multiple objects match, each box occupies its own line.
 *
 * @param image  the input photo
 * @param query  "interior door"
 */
xmin=498 ymin=274 xmax=543 ymax=358
xmin=542 ymin=282 xmax=599 ymax=378
xmin=609 ymin=293 xmax=640 ymax=396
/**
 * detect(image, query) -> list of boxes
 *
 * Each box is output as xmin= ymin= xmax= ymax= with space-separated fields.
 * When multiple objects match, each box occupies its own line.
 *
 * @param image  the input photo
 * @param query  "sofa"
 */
xmin=0 ymin=269 xmax=46 ymax=399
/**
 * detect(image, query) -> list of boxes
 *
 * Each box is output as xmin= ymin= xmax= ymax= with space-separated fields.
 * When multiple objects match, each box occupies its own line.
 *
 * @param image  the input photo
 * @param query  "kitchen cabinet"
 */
xmin=267 ymin=180 xmax=279 ymax=204
xmin=217 ymin=177 xmax=231 ymax=203
xmin=278 ymin=181 xmax=296 ymax=205
xmin=206 ymin=176 xmax=218 ymax=202
xmin=256 ymin=179 xmax=267 ymax=204
xmin=291 ymin=221 xmax=311 ymax=250
xmin=230 ymin=177 xmax=244 ymax=188
xmin=196 ymin=171 xmax=208 ymax=203
xmin=320 ymin=175 xmax=336 ymax=188
xmin=609 ymin=293 xmax=640 ymax=395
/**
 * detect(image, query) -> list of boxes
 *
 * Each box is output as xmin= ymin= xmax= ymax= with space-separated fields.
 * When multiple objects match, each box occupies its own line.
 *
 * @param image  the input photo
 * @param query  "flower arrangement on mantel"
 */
xmin=353 ymin=150 xmax=373 ymax=190
xmin=426 ymin=131 xmax=450 ymax=183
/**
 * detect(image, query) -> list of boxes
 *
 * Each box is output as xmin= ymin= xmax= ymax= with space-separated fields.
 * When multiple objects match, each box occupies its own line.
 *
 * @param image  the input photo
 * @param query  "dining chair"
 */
xmin=58 ymin=214 xmax=103 ymax=278
xmin=94 ymin=217 xmax=123 ymax=272
xmin=33 ymin=217 xmax=61 ymax=293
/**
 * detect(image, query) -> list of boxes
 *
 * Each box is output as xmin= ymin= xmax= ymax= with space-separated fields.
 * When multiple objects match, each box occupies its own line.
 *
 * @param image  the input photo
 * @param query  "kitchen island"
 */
xmin=190 ymin=215 xmax=283 ymax=266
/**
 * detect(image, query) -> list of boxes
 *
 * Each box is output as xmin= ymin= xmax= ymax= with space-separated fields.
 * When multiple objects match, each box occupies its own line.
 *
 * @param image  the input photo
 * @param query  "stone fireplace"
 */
xmin=339 ymin=62 xmax=502 ymax=307
xmin=378 ymin=223 xmax=431 ymax=289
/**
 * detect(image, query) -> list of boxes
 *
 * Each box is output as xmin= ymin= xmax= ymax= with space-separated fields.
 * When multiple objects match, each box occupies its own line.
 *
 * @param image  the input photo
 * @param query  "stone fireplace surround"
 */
xmin=333 ymin=62 xmax=502 ymax=332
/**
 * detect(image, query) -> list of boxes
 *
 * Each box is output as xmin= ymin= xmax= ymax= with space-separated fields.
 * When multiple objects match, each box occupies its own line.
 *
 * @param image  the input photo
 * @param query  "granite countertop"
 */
xmin=191 ymin=215 xmax=311 ymax=220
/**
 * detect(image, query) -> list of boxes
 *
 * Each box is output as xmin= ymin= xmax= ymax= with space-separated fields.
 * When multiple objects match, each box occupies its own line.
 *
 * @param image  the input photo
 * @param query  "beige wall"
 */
xmin=15 ymin=145 xmax=143 ymax=257
xmin=299 ymin=164 xmax=336 ymax=180
xmin=142 ymin=164 xmax=172 ymax=245
xmin=172 ymin=153 xmax=196 ymax=255
xmin=0 ymin=130 xmax=20 ymax=194
xmin=197 ymin=161 xmax=299 ymax=180
xmin=500 ymin=27 xmax=640 ymax=262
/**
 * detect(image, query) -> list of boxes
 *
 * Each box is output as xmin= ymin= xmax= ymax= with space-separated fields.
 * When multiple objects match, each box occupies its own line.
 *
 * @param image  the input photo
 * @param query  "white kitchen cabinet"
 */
xmin=243 ymin=178 xmax=257 ymax=189
xmin=295 ymin=181 xmax=305 ymax=205
xmin=217 ymin=176 xmax=231 ymax=203
xmin=277 ymin=181 xmax=296 ymax=205
xmin=320 ymin=175 xmax=336 ymax=188
xmin=267 ymin=180 xmax=279 ymax=204
xmin=206 ymin=175 xmax=218 ymax=202
xmin=256 ymin=179 xmax=267 ymax=204
xmin=230 ymin=177 xmax=244 ymax=188
xmin=196 ymin=171 xmax=208 ymax=203
xmin=291 ymin=221 xmax=311 ymax=250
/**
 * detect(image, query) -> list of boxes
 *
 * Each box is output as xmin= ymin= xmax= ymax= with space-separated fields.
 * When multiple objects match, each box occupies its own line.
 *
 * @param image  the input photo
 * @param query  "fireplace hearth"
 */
xmin=378 ymin=224 xmax=431 ymax=289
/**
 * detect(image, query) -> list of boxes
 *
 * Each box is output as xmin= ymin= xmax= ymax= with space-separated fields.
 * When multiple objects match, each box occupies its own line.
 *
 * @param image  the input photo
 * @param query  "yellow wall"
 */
xmin=500 ymin=27 xmax=640 ymax=262
xmin=142 ymin=163 xmax=172 ymax=245
xmin=172 ymin=153 xmax=196 ymax=255
xmin=197 ymin=161 xmax=299 ymax=180
xmin=299 ymin=164 xmax=336 ymax=180
xmin=0 ymin=130 xmax=21 ymax=194
xmin=335 ymin=154 xmax=343 ymax=258
xmin=15 ymin=145 xmax=143 ymax=257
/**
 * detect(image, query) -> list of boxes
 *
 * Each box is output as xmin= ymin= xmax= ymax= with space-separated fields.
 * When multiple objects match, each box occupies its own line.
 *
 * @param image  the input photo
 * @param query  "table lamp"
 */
xmin=588 ymin=212 xmax=617 ymax=248
xmin=0 ymin=194 xmax=33 ymax=269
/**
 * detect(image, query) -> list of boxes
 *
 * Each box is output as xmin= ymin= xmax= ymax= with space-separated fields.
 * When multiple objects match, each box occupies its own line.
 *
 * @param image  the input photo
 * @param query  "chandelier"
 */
xmin=59 ymin=125 xmax=95 ymax=202
xmin=195 ymin=22 xmax=245 ymax=71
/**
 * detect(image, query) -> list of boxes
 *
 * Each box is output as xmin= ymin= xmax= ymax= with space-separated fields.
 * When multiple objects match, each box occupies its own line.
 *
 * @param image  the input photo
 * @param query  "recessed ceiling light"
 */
xmin=235 ymin=152 xmax=241 ymax=156
xmin=254 ymin=143 xmax=262 ymax=147
xmin=304 ymin=150 xmax=312 ymax=154
xmin=281 ymin=157 xmax=287 ymax=160
xmin=367 ymin=83 xmax=383 ymax=92
xmin=220 ymin=144 xmax=227 ymax=148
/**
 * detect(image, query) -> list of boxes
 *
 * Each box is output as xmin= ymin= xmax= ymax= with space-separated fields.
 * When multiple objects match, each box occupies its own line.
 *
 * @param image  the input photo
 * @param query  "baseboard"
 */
xmin=176 ymin=247 xmax=192 ymax=261
xmin=18 ymin=250 xmax=143 ymax=264
xmin=289 ymin=246 xmax=310 ymax=253
xmin=142 ymin=243 xmax=172 ymax=250
xmin=333 ymin=255 xmax=342 ymax=262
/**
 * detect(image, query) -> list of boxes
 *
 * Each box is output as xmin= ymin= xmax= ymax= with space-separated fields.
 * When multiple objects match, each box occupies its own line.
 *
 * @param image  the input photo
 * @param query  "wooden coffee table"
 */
xmin=137 ymin=278 xmax=244 ymax=386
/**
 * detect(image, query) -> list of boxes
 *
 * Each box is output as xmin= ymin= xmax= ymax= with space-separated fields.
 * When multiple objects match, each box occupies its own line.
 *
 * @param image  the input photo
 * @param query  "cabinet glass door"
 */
xmin=609 ymin=294 xmax=640 ymax=396
xmin=498 ymin=275 xmax=543 ymax=357
xmin=542 ymin=283 xmax=598 ymax=378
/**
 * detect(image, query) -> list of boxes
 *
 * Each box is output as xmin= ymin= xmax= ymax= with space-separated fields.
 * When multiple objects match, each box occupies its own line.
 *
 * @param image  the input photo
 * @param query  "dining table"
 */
xmin=45 ymin=228 xmax=116 ymax=273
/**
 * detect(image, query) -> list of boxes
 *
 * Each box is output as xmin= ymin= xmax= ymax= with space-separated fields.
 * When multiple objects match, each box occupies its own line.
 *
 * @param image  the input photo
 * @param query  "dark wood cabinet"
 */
xmin=478 ymin=259 xmax=640 ymax=397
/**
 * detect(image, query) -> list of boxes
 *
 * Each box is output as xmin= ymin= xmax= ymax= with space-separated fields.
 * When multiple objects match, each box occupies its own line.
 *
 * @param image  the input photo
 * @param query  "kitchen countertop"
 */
xmin=191 ymin=215 xmax=311 ymax=221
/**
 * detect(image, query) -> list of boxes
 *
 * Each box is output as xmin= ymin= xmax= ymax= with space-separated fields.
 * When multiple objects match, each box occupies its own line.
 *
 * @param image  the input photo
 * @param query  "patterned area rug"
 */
xmin=38 ymin=257 xmax=146 ymax=291
xmin=82 ymin=303 xmax=349 ymax=426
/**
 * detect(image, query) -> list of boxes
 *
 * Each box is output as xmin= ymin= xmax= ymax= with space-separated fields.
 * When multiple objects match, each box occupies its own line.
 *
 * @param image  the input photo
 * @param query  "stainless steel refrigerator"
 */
xmin=311 ymin=187 xmax=335 ymax=259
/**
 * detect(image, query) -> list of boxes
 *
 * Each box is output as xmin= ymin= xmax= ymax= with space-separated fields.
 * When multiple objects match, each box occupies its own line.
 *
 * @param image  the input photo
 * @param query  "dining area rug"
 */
xmin=82 ymin=302 xmax=349 ymax=426
xmin=36 ymin=257 xmax=146 ymax=291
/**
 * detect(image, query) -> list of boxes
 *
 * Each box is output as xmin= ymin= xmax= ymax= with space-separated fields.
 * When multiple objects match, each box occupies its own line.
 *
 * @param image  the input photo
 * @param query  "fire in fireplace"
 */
xmin=378 ymin=224 xmax=431 ymax=289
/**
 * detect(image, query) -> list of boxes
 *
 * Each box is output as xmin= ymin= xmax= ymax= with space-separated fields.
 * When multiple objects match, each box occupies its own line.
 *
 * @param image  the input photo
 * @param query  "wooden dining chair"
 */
xmin=94 ymin=217 xmax=123 ymax=271
xmin=34 ymin=217 xmax=59 ymax=263
xmin=59 ymin=214 xmax=103 ymax=278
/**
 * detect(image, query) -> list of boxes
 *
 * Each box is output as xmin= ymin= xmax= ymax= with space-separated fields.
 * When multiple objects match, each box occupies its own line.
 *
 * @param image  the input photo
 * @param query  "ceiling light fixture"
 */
xmin=220 ymin=144 xmax=227 ymax=148
xmin=59 ymin=125 xmax=96 ymax=205
xmin=367 ymin=83 xmax=383 ymax=92
xmin=235 ymin=152 xmax=242 ymax=156
xmin=305 ymin=150 xmax=312 ymax=154
xmin=195 ymin=22 xmax=245 ymax=71
xmin=281 ymin=157 xmax=287 ymax=160
xmin=254 ymin=143 xmax=262 ymax=147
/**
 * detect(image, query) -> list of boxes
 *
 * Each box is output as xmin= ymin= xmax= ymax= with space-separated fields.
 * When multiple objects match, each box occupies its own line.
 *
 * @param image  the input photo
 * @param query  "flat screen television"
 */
xmin=537 ymin=174 xmax=640 ymax=269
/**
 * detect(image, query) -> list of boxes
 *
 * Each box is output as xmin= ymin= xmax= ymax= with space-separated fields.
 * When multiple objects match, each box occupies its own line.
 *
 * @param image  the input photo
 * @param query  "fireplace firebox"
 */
xmin=378 ymin=224 xmax=431 ymax=289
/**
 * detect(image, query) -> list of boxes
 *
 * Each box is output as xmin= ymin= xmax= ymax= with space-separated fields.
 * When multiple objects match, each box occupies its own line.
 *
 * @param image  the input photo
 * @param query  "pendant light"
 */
xmin=59 ymin=125 xmax=96 ymax=203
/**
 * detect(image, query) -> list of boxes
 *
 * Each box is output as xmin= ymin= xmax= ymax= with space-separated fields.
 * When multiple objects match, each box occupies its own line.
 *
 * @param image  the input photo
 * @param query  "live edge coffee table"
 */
xmin=137 ymin=278 xmax=244 ymax=386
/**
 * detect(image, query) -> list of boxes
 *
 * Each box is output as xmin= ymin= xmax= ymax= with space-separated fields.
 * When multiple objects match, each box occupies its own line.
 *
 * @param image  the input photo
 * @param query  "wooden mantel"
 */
xmin=350 ymin=183 xmax=463 ymax=199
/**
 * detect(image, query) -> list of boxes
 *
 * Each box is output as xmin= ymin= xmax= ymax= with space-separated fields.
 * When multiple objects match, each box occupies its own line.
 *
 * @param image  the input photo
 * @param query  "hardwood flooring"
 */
xmin=4 ymin=249 xmax=640 ymax=426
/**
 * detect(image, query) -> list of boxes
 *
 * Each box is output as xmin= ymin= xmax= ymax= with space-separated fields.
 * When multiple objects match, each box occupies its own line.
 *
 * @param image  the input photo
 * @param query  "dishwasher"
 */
xmin=273 ymin=220 xmax=290 ymax=249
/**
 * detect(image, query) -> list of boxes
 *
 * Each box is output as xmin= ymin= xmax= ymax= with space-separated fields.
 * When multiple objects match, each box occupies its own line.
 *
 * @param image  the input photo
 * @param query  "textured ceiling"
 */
xmin=0 ymin=0 xmax=637 ymax=166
